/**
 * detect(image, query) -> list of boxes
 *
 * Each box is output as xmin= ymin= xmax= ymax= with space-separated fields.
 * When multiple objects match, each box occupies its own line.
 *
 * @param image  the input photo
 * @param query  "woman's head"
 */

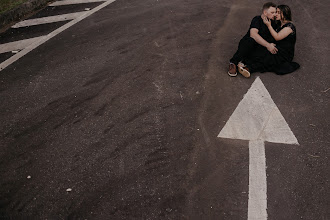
xmin=276 ymin=5 xmax=292 ymax=22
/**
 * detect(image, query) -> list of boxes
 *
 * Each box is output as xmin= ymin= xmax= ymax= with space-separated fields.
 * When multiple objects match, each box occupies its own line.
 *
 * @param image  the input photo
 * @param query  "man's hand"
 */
xmin=267 ymin=43 xmax=278 ymax=54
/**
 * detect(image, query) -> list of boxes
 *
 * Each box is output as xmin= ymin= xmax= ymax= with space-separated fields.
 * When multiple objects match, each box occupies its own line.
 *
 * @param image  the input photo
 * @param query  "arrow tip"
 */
xmin=218 ymin=77 xmax=299 ymax=145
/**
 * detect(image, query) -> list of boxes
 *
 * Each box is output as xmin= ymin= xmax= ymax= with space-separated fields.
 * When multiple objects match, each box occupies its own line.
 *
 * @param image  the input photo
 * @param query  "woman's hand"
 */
xmin=262 ymin=16 xmax=271 ymax=27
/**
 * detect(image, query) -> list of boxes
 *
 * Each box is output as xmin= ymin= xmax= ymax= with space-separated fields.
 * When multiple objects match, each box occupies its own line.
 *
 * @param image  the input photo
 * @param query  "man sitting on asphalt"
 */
xmin=228 ymin=2 xmax=278 ymax=78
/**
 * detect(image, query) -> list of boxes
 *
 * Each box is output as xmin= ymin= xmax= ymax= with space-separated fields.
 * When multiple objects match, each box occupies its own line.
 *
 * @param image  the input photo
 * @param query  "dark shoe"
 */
xmin=238 ymin=66 xmax=251 ymax=78
xmin=228 ymin=63 xmax=237 ymax=76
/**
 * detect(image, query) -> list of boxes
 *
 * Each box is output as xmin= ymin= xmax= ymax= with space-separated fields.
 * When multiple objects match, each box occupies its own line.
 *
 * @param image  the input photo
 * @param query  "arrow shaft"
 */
xmin=248 ymin=140 xmax=267 ymax=220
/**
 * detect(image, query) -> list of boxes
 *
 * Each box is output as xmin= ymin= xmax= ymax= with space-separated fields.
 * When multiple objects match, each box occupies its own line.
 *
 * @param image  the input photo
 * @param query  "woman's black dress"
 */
xmin=244 ymin=22 xmax=300 ymax=75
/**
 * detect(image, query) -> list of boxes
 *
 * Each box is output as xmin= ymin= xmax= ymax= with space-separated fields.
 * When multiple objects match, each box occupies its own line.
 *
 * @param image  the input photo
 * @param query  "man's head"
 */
xmin=262 ymin=2 xmax=277 ymax=20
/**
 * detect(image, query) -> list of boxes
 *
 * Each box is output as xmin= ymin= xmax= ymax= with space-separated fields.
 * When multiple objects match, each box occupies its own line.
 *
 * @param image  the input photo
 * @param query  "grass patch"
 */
xmin=0 ymin=0 xmax=29 ymax=15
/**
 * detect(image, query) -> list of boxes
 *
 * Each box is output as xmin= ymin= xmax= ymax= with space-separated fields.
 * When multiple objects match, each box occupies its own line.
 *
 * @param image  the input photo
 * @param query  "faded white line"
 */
xmin=0 ymin=37 xmax=44 ymax=54
xmin=49 ymin=0 xmax=106 ymax=6
xmin=12 ymin=12 xmax=87 ymax=28
xmin=0 ymin=0 xmax=116 ymax=71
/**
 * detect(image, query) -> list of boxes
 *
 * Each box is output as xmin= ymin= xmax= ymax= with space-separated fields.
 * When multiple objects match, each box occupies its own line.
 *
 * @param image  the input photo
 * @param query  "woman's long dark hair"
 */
xmin=277 ymin=5 xmax=292 ymax=21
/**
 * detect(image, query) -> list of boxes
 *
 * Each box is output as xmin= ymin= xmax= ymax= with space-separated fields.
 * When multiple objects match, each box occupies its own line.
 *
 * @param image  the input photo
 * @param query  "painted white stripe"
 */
xmin=0 ymin=37 xmax=44 ymax=54
xmin=49 ymin=0 xmax=106 ymax=6
xmin=0 ymin=0 xmax=116 ymax=71
xmin=248 ymin=140 xmax=267 ymax=220
xmin=12 ymin=12 xmax=87 ymax=28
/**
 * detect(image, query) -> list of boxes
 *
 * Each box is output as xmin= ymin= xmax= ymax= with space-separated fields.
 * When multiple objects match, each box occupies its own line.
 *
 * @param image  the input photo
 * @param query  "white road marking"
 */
xmin=49 ymin=0 xmax=106 ymax=6
xmin=218 ymin=77 xmax=298 ymax=220
xmin=0 ymin=37 xmax=44 ymax=54
xmin=12 ymin=12 xmax=87 ymax=28
xmin=248 ymin=139 xmax=267 ymax=220
xmin=0 ymin=0 xmax=116 ymax=71
xmin=218 ymin=77 xmax=298 ymax=144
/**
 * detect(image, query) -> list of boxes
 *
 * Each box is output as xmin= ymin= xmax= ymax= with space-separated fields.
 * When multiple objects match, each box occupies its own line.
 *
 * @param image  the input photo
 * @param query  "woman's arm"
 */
xmin=263 ymin=17 xmax=293 ymax=41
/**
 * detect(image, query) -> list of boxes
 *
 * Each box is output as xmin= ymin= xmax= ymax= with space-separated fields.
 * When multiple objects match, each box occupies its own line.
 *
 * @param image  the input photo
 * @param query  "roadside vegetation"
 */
xmin=0 ymin=0 xmax=29 ymax=14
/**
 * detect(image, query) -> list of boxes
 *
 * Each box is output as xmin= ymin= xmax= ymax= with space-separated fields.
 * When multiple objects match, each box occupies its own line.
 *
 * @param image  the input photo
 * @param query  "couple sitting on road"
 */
xmin=228 ymin=2 xmax=300 ymax=78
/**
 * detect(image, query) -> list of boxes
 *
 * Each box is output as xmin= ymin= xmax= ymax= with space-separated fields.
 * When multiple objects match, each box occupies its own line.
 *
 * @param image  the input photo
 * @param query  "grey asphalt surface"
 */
xmin=0 ymin=0 xmax=329 ymax=219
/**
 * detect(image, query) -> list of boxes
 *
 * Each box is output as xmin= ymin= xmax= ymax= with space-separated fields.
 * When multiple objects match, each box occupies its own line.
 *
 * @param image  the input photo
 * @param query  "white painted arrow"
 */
xmin=218 ymin=77 xmax=298 ymax=220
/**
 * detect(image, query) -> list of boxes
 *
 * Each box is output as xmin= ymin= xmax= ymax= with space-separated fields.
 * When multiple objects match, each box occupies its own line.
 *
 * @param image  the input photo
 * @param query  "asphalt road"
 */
xmin=0 ymin=0 xmax=329 ymax=219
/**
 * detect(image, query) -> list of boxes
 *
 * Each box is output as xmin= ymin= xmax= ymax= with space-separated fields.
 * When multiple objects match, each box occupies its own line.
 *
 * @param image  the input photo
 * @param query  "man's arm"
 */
xmin=250 ymin=28 xmax=278 ymax=54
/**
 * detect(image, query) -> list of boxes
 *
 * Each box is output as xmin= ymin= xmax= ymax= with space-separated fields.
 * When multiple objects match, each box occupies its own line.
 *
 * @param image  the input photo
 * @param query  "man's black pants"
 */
xmin=230 ymin=37 xmax=258 ymax=65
